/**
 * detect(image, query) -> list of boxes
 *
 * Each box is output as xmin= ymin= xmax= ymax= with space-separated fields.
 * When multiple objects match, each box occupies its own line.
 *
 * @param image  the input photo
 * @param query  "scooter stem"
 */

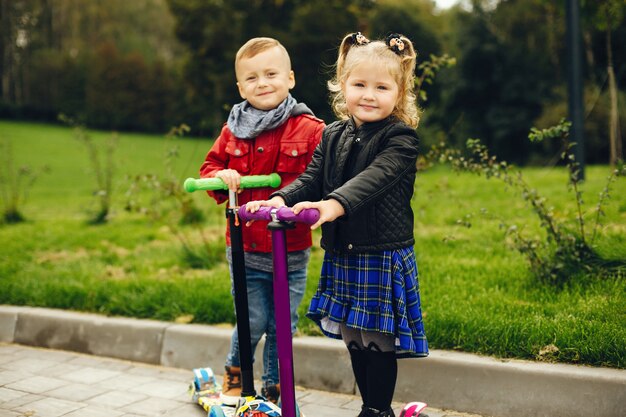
xmin=227 ymin=191 xmax=255 ymax=397
xmin=268 ymin=220 xmax=297 ymax=417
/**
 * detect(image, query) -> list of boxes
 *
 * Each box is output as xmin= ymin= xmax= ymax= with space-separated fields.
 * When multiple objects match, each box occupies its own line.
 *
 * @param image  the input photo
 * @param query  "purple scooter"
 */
xmin=239 ymin=205 xmax=430 ymax=417
xmin=238 ymin=205 xmax=320 ymax=417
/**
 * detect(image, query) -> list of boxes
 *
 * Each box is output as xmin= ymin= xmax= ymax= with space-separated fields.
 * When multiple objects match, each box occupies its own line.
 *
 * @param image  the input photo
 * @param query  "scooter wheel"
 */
xmin=208 ymin=406 xmax=226 ymax=417
xmin=399 ymin=402 xmax=428 ymax=417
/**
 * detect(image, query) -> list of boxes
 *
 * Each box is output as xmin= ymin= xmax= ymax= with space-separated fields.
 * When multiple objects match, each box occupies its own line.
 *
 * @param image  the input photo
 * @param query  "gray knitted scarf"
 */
xmin=227 ymin=94 xmax=313 ymax=139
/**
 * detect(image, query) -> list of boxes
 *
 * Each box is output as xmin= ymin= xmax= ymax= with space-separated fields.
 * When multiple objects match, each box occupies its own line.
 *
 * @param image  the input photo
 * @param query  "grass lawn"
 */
xmin=1 ymin=120 xmax=625 ymax=369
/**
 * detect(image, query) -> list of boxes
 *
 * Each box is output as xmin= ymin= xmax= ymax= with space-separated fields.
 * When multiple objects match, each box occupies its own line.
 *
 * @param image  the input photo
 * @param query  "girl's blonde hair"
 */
xmin=328 ymin=33 xmax=420 ymax=128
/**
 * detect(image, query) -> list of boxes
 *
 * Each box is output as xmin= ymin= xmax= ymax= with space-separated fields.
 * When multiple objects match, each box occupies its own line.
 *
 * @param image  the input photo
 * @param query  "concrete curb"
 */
xmin=1 ymin=305 xmax=624 ymax=417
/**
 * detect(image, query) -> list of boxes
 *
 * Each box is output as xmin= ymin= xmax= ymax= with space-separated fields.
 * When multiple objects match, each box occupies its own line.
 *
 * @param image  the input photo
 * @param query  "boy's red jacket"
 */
xmin=200 ymin=114 xmax=324 ymax=253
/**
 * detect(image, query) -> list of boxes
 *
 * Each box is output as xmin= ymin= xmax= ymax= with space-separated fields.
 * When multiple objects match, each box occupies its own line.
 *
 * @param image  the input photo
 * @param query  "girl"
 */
xmin=246 ymin=32 xmax=428 ymax=417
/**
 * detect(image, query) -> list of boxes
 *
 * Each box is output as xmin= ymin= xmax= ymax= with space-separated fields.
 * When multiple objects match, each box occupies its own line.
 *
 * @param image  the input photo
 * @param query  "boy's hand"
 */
xmin=215 ymin=169 xmax=242 ymax=193
xmin=292 ymin=199 xmax=345 ymax=230
xmin=244 ymin=196 xmax=286 ymax=226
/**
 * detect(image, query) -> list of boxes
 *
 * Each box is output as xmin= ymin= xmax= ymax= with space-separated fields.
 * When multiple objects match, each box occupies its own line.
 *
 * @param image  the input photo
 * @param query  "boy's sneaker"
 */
xmin=261 ymin=384 xmax=280 ymax=404
xmin=220 ymin=365 xmax=242 ymax=405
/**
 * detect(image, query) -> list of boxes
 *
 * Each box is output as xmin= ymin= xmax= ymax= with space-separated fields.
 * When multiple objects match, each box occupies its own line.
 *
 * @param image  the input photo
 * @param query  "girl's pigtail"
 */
xmin=386 ymin=33 xmax=419 ymax=128
xmin=385 ymin=33 xmax=417 ymax=62
xmin=350 ymin=32 xmax=370 ymax=46
xmin=330 ymin=32 xmax=371 ymax=120
xmin=385 ymin=33 xmax=406 ymax=55
xmin=398 ymin=34 xmax=417 ymax=77
xmin=337 ymin=32 xmax=369 ymax=80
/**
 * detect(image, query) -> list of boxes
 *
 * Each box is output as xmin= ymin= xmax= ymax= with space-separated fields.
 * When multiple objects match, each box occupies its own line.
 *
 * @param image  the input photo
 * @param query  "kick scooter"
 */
xmin=184 ymin=174 xmax=283 ymax=417
xmin=238 ymin=204 xmax=320 ymax=417
xmin=239 ymin=204 xmax=429 ymax=417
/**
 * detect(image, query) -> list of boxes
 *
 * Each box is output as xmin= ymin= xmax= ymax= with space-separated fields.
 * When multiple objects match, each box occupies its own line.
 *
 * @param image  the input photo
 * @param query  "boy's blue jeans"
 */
xmin=225 ymin=265 xmax=307 ymax=387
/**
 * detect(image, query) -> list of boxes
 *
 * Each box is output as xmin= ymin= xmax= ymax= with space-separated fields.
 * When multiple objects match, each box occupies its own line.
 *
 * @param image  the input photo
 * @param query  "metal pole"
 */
xmin=565 ymin=0 xmax=585 ymax=180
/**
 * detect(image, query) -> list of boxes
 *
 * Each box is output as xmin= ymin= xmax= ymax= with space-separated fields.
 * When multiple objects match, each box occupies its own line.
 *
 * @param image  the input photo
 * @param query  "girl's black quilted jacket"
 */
xmin=272 ymin=117 xmax=419 ymax=254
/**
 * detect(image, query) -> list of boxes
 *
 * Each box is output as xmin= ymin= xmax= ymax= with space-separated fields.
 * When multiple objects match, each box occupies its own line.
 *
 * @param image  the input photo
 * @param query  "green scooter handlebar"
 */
xmin=183 ymin=173 xmax=281 ymax=192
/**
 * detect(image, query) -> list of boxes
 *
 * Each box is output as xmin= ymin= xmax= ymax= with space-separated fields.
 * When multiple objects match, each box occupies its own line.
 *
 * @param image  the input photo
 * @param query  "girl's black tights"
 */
xmin=341 ymin=324 xmax=397 ymax=412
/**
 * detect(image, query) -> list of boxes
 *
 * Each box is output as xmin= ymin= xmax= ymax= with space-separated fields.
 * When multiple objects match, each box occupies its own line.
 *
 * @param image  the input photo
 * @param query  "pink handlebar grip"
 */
xmin=238 ymin=204 xmax=320 ymax=225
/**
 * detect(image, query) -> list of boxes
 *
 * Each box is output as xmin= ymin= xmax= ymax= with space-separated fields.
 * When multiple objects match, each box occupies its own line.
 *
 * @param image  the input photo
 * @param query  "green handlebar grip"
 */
xmin=184 ymin=173 xmax=281 ymax=192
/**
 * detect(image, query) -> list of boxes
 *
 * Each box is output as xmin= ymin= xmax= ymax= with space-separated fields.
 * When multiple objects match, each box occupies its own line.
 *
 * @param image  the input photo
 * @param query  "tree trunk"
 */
xmin=582 ymin=30 xmax=596 ymax=85
xmin=605 ymin=13 xmax=623 ymax=166
xmin=0 ymin=0 xmax=12 ymax=103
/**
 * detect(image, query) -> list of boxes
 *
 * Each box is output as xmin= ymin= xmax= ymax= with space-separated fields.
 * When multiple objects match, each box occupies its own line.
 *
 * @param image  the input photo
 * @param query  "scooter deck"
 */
xmin=203 ymin=399 xmax=236 ymax=417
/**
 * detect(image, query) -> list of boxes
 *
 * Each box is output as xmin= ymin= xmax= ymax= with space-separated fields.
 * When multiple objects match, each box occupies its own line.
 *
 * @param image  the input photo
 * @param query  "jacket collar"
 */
xmin=346 ymin=116 xmax=395 ymax=135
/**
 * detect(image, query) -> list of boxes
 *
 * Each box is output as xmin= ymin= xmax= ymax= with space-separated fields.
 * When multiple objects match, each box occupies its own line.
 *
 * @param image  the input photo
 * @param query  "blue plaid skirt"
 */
xmin=306 ymin=247 xmax=428 ymax=358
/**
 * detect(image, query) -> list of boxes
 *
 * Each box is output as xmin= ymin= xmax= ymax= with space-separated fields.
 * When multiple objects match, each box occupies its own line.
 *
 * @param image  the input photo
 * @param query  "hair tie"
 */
xmin=386 ymin=33 xmax=405 ymax=54
xmin=350 ymin=32 xmax=370 ymax=46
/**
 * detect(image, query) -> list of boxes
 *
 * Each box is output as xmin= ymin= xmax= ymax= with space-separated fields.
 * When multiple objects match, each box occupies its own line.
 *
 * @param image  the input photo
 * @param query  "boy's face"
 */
xmin=236 ymin=46 xmax=295 ymax=111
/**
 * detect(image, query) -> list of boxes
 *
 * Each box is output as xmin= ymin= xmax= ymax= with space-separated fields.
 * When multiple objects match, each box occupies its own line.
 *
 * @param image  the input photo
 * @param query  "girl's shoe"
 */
xmin=358 ymin=405 xmax=396 ymax=417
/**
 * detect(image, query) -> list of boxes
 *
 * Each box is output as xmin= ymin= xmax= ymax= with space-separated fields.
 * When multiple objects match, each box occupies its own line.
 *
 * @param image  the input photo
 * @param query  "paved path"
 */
xmin=0 ymin=343 xmax=484 ymax=417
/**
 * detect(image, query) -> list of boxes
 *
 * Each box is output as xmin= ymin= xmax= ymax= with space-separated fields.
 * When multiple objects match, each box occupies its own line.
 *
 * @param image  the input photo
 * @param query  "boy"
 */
xmin=199 ymin=37 xmax=324 ymax=405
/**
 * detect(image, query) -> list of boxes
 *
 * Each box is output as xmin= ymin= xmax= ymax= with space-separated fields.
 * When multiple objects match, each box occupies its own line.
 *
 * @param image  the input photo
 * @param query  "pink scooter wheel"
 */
xmin=399 ymin=401 xmax=428 ymax=417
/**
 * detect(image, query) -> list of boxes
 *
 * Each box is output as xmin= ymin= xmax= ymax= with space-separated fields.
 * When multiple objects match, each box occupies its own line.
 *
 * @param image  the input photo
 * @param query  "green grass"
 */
xmin=1 ymin=120 xmax=625 ymax=368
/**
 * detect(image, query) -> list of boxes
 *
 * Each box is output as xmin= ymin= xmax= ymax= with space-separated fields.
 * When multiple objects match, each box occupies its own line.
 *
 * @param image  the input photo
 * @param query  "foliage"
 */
xmin=284 ymin=0 xmax=364 ymax=124
xmin=367 ymin=0 xmax=443 ymax=64
xmin=126 ymin=124 xmax=199 ymax=223
xmin=415 ymin=54 xmax=456 ymax=104
xmin=61 ymin=115 xmax=118 ymax=224
xmin=428 ymin=118 xmax=626 ymax=284
xmin=0 ymin=0 xmax=184 ymax=133
xmin=1 ymin=0 xmax=625 ymax=161
xmin=437 ymin=1 xmax=559 ymax=164
xmin=532 ymin=85 xmax=626 ymax=165
xmin=84 ymin=42 xmax=181 ymax=132
xmin=165 ymin=0 xmax=368 ymax=129
xmin=2 ymin=120 xmax=625 ymax=368
xmin=0 ymin=140 xmax=49 ymax=223
xmin=124 ymin=123 xmax=215 ymax=268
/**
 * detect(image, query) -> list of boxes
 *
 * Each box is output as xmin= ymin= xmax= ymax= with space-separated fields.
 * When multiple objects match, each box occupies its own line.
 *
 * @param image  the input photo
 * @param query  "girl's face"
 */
xmin=343 ymin=61 xmax=399 ymax=127
xmin=236 ymin=46 xmax=295 ymax=111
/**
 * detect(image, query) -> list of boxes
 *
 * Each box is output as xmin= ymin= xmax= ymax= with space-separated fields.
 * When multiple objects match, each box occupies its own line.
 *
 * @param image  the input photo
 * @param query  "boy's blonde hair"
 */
xmin=235 ymin=37 xmax=291 ymax=70
xmin=328 ymin=33 xmax=420 ymax=128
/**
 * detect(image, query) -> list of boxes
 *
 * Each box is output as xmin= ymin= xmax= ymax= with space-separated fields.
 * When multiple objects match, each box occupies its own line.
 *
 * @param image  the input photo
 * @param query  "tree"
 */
xmin=0 ymin=0 xmax=42 ymax=107
xmin=286 ymin=0 xmax=365 ymax=122
xmin=166 ymin=0 xmax=369 ymax=132
xmin=583 ymin=0 xmax=624 ymax=166
xmin=365 ymin=0 xmax=446 ymax=145
xmin=441 ymin=3 xmax=546 ymax=162
xmin=1 ymin=0 xmax=185 ymax=131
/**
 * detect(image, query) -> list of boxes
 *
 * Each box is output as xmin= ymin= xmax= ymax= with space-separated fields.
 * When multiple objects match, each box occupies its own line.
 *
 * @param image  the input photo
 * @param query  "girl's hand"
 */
xmin=244 ymin=196 xmax=285 ymax=226
xmin=245 ymin=196 xmax=285 ymax=213
xmin=292 ymin=199 xmax=345 ymax=230
xmin=215 ymin=169 xmax=241 ymax=193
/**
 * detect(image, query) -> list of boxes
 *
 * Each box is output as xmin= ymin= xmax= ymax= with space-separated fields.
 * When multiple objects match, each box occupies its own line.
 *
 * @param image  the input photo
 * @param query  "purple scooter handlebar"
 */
xmin=238 ymin=204 xmax=320 ymax=225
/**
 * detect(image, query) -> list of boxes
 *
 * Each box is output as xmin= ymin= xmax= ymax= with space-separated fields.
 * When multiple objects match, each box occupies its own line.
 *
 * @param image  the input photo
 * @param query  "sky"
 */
xmin=434 ymin=0 xmax=460 ymax=9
